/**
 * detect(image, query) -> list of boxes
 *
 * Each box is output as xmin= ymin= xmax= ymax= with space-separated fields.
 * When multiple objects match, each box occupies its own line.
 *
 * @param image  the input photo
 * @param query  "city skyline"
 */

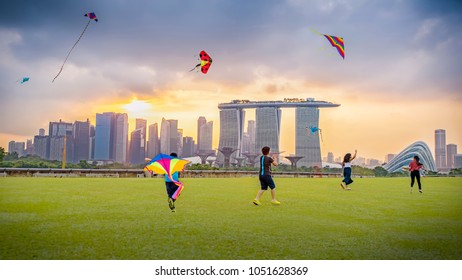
xmin=1 ymin=1 xmax=462 ymax=160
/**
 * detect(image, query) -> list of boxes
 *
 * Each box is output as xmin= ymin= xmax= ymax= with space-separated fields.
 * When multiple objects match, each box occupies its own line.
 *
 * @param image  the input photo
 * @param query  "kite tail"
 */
xmin=172 ymin=181 xmax=184 ymax=200
xmin=52 ymin=19 xmax=91 ymax=83
xmin=189 ymin=63 xmax=201 ymax=72
xmin=309 ymin=27 xmax=323 ymax=36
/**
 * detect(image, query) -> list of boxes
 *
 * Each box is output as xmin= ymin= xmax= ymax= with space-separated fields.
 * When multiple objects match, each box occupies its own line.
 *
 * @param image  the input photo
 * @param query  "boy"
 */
xmin=253 ymin=146 xmax=281 ymax=206
xmin=166 ymin=152 xmax=181 ymax=212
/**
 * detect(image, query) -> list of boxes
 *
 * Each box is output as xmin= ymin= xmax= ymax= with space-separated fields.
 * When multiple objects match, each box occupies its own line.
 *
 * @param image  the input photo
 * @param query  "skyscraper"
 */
xmin=114 ymin=113 xmax=129 ymax=163
xmin=182 ymin=136 xmax=195 ymax=157
xmin=34 ymin=134 xmax=48 ymax=160
xmin=385 ymin=154 xmax=396 ymax=164
xmin=435 ymin=129 xmax=446 ymax=170
xmin=73 ymin=119 xmax=91 ymax=163
xmin=327 ymin=152 xmax=334 ymax=163
xmin=89 ymin=125 xmax=95 ymax=160
xmin=241 ymin=132 xmax=250 ymax=153
xmin=197 ymin=116 xmax=207 ymax=152
xmin=8 ymin=141 xmax=25 ymax=157
xmin=129 ymin=128 xmax=144 ymax=165
xmin=454 ymin=154 xmax=462 ymax=168
xmin=446 ymin=144 xmax=457 ymax=169
xmin=160 ymin=118 xmax=171 ymax=154
xmin=255 ymin=107 xmax=281 ymax=157
xmin=25 ymin=139 xmax=34 ymax=155
xmin=147 ymin=123 xmax=159 ymax=158
xmin=169 ymin=119 xmax=179 ymax=154
xmin=39 ymin=128 xmax=45 ymax=137
xmin=218 ymin=108 xmax=245 ymax=162
xmin=198 ymin=121 xmax=213 ymax=152
xmin=49 ymin=120 xmax=73 ymax=162
xmin=247 ymin=120 xmax=256 ymax=153
xmin=295 ymin=107 xmax=321 ymax=167
xmin=94 ymin=112 xmax=115 ymax=160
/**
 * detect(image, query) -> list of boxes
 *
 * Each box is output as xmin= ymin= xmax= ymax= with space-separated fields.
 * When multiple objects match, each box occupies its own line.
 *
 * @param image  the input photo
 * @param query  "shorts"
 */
xmin=259 ymin=175 xmax=276 ymax=190
xmin=165 ymin=181 xmax=179 ymax=199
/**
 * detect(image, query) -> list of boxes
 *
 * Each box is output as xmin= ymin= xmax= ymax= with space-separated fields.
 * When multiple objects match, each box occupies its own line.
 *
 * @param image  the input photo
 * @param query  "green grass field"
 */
xmin=1 ymin=177 xmax=461 ymax=260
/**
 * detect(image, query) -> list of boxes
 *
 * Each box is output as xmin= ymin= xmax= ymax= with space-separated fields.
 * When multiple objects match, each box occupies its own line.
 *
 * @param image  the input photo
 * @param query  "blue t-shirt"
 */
xmin=165 ymin=172 xmax=179 ymax=182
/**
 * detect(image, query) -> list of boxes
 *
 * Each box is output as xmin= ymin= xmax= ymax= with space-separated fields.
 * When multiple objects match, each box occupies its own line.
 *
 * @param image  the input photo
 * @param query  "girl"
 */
xmin=341 ymin=150 xmax=357 ymax=190
xmin=409 ymin=155 xmax=425 ymax=193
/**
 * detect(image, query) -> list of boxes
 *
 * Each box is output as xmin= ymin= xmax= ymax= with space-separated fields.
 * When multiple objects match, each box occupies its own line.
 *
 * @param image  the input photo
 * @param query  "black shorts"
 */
xmin=259 ymin=175 xmax=276 ymax=190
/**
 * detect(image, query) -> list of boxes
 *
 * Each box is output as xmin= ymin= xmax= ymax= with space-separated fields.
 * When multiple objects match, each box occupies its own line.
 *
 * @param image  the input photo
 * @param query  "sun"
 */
xmin=122 ymin=98 xmax=153 ymax=119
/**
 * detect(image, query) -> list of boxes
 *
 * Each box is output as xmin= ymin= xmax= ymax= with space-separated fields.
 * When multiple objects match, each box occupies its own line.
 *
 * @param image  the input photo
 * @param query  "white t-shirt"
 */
xmin=344 ymin=162 xmax=352 ymax=168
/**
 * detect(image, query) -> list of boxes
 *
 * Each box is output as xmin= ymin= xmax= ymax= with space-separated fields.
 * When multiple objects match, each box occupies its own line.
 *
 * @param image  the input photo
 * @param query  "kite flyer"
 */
xmin=409 ymin=155 xmax=425 ymax=193
xmin=341 ymin=149 xmax=357 ymax=190
xmin=253 ymin=146 xmax=281 ymax=206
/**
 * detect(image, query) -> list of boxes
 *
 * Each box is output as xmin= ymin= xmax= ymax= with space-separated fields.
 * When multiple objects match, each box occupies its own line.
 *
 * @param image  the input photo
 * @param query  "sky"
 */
xmin=1 ymin=0 xmax=461 ymax=161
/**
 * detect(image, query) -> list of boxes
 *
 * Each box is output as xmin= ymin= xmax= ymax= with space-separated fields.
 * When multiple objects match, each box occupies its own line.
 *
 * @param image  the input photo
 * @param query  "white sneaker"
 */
xmin=410 ymin=188 xmax=413 ymax=193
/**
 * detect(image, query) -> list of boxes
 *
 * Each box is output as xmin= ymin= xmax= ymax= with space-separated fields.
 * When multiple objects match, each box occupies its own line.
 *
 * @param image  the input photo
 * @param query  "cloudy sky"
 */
xmin=1 ymin=0 xmax=461 ymax=160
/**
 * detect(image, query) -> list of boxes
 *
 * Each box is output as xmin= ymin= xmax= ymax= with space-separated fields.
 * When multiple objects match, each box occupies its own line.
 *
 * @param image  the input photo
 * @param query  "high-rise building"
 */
xmin=135 ymin=118 xmax=147 ymax=160
xmin=295 ymin=107 xmax=320 ymax=167
xmin=247 ymin=120 xmax=256 ymax=153
xmin=114 ymin=113 xmax=129 ymax=163
xmin=218 ymin=108 xmax=245 ymax=163
xmin=39 ymin=128 xmax=45 ymax=137
xmin=73 ymin=119 xmax=91 ymax=163
xmin=89 ymin=125 xmax=95 ymax=160
xmin=446 ymin=144 xmax=457 ymax=169
xmin=25 ymin=139 xmax=34 ymax=155
xmin=177 ymin=129 xmax=183 ymax=156
xmin=197 ymin=116 xmax=207 ymax=152
xmin=385 ymin=154 xmax=396 ymax=164
xmin=327 ymin=152 xmax=334 ymax=163
xmin=94 ymin=113 xmax=115 ymax=160
xmin=34 ymin=135 xmax=49 ymax=159
xmin=182 ymin=136 xmax=195 ymax=157
xmin=255 ymin=107 xmax=281 ymax=157
xmin=198 ymin=121 xmax=213 ymax=152
xmin=169 ymin=120 xmax=179 ymax=154
xmin=454 ymin=154 xmax=462 ymax=168
xmin=8 ymin=141 xmax=25 ymax=157
xmin=435 ymin=129 xmax=446 ymax=170
xmin=147 ymin=123 xmax=160 ymax=158
xmin=129 ymin=128 xmax=144 ymax=165
xmin=160 ymin=118 xmax=171 ymax=154
xmin=49 ymin=120 xmax=73 ymax=162
xmin=241 ymin=132 xmax=250 ymax=153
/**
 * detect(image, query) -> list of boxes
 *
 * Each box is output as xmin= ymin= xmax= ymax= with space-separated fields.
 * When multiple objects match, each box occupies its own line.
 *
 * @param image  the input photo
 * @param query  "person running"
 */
xmin=166 ymin=152 xmax=181 ymax=212
xmin=253 ymin=146 xmax=281 ymax=206
xmin=409 ymin=155 xmax=425 ymax=194
xmin=341 ymin=149 xmax=357 ymax=190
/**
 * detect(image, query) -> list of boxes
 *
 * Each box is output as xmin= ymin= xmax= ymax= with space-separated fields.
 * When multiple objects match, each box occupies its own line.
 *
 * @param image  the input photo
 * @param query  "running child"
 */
xmin=253 ymin=146 xmax=281 ymax=206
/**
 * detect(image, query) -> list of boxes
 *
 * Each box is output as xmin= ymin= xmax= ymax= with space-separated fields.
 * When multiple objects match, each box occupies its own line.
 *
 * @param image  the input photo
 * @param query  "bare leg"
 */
xmin=271 ymin=189 xmax=277 ymax=201
xmin=255 ymin=190 xmax=265 ymax=200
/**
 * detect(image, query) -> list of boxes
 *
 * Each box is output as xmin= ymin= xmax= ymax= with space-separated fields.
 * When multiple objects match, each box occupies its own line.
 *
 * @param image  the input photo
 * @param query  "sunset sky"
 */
xmin=1 ymin=0 xmax=461 ymax=161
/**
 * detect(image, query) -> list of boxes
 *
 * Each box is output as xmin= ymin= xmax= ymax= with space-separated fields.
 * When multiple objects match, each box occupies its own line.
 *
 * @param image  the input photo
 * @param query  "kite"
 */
xmin=189 ymin=50 xmax=213 ymax=74
xmin=310 ymin=28 xmax=345 ymax=59
xmin=144 ymin=153 xmax=190 ymax=200
xmin=52 ymin=12 xmax=98 ymax=82
xmin=306 ymin=126 xmax=324 ymax=142
xmin=17 ymin=77 xmax=30 ymax=84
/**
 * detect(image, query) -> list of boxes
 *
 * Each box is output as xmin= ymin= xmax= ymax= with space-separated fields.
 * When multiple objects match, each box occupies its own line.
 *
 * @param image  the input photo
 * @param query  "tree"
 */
xmin=4 ymin=151 xmax=18 ymax=161
xmin=0 ymin=147 xmax=5 ymax=162
xmin=373 ymin=166 xmax=388 ymax=177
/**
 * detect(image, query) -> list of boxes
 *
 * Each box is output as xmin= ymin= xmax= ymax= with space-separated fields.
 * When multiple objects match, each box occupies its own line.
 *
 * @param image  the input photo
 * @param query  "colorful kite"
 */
xmin=17 ymin=77 xmax=30 ymax=84
xmin=52 ymin=12 xmax=98 ymax=82
xmin=310 ymin=28 xmax=345 ymax=59
xmin=190 ymin=50 xmax=213 ymax=74
xmin=306 ymin=126 xmax=324 ymax=142
xmin=144 ymin=153 xmax=190 ymax=200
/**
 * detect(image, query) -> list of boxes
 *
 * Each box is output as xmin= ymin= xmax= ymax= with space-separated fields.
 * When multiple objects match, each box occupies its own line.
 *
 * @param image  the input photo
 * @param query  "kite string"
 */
xmin=52 ymin=19 xmax=91 ymax=82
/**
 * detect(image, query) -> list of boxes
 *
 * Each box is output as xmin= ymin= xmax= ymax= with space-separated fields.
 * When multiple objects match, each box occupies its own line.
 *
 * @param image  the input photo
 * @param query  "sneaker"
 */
xmin=171 ymin=209 xmax=176 ymax=213
xmin=340 ymin=183 xmax=345 ymax=190
xmin=168 ymin=198 xmax=174 ymax=210
xmin=410 ymin=187 xmax=413 ymax=193
xmin=345 ymin=187 xmax=351 ymax=191
xmin=419 ymin=190 xmax=423 ymax=194
xmin=253 ymin=199 xmax=261 ymax=206
xmin=271 ymin=200 xmax=281 ymax=205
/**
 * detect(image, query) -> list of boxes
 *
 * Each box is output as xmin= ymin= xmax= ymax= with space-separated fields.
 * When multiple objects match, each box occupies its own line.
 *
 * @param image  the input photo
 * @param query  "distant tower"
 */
xmin=435 ymin=129 xmax=446 ymax=170
xmin=446 ymin=144 xmax=457 ymax=169
xmin=147 ymin=123 xmax=159 ymax=159
xmin=296 ymin=107 xmax=321 ymax=168
xmin=197 ymin=116 xmax=207 ymax=152
xmin=255 ymin=107 xmax=281 ymax=155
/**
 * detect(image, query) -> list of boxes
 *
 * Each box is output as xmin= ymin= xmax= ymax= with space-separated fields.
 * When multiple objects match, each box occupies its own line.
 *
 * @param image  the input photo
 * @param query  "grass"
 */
xmin=0 ymin=177 xmax=461 ymax=260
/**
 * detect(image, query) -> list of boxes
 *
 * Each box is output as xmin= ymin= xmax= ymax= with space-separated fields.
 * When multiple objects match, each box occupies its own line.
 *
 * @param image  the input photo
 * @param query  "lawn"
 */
xmin=0 ymin=177 xmax=461 ymax=260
